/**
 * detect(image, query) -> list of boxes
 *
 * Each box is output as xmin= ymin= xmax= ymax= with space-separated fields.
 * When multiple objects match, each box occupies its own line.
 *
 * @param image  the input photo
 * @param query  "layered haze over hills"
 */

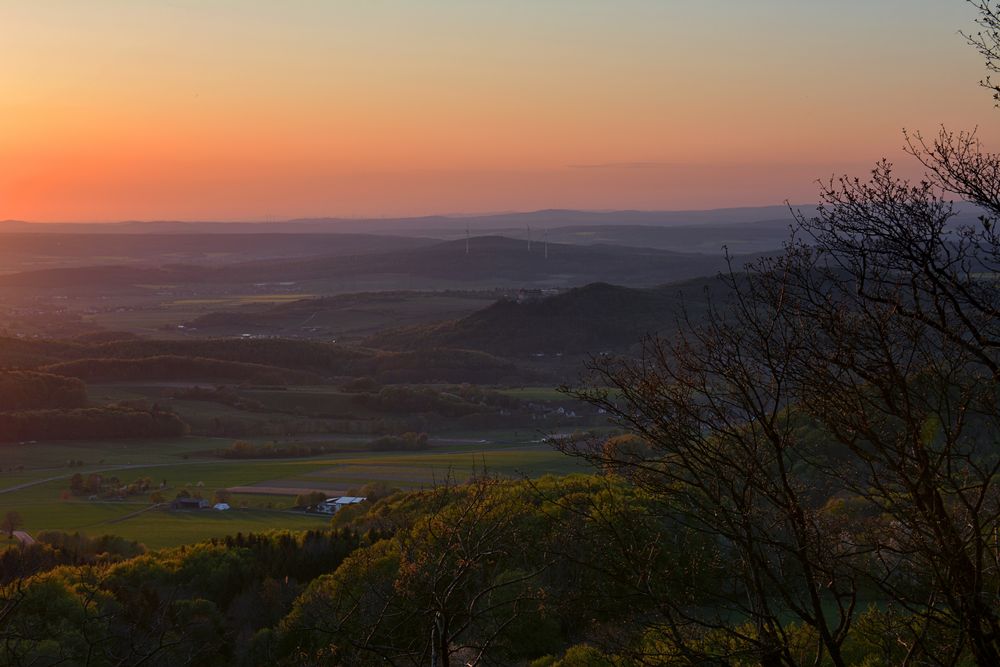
xmin=0 ymin=205 xmax=790 ymax=389
xmin=0 ymin=202 xmax=984 ymax=340
xmin=6 ymin=1 xmax=1000 ymax=664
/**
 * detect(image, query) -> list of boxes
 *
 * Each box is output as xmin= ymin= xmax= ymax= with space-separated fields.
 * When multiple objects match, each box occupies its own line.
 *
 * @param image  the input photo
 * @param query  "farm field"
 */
xmin=167 ymin=294 xmax=316 ymax=307
xmin=0 ymin=432 xmax=590 ymax=549
xmin=498 ymin=386 xmax=568 ymax=401
xmin=178 ymin=290 xmax=501 ymax=341
xmin=65 ymin=285 xmax=502 ymax=341
xmin=67 ymin=290 xmax=318 ymax=337
xmin=82 ymin=380 xmax=602 ymax=441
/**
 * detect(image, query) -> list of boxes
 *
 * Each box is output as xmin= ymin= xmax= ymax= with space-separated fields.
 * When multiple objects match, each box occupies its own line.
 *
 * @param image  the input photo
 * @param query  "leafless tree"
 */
xmin=563 ymin=159 xmax=1000 ymax=664
xmin=965 ymin=1 xmax=1000 ymax=104
xmin=765 ymin=161 xmax=1000 ymax=665
xmin=561 ymin=269 xmax=860 ymax=667
xmin=559 ymin=3 xmax=1000 ymax=663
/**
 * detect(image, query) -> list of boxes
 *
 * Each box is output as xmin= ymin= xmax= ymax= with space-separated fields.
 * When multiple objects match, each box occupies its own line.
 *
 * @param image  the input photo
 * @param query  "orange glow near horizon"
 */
xmin=3 ymin=1 xmax=1000 ymax=221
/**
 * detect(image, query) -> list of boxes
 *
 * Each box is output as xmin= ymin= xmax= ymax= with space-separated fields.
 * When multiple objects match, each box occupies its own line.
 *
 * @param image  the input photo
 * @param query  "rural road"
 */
xmin=12 ymin=531 xmax=35 ymax=545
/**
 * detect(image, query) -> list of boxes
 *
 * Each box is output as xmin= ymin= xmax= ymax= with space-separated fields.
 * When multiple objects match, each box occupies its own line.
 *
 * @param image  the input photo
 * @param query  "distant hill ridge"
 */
xmin=367 ymin=277 xmax=731 ymax=356
xmin=0 ymin=205 xmax=817 ymax=234
xmin=0 ymin=235 xmax=762 ymax=289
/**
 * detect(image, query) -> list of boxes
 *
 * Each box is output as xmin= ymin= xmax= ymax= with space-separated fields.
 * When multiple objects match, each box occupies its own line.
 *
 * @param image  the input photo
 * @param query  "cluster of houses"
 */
xmin=169 ymin=495 xmax=366 ymax=513
xmin=170 ymin=498 xmax=230 ymax=511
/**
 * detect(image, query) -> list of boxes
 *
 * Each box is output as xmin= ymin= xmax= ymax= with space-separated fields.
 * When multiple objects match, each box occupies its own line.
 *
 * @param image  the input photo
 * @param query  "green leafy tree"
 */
xmin=294 ymin=491 xmax=327 ymax=509
xmin=281 ymin=477 xmax=552 ymax=665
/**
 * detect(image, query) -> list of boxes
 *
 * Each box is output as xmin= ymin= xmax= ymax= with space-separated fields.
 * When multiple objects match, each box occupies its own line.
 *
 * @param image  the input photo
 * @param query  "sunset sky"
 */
xmin=3 ymin=0 xmax=999 ymax=221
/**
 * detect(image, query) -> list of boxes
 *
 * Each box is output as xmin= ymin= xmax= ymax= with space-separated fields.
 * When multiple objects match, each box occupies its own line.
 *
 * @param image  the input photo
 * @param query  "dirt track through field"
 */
xmin=226 ymin=485 xmax=343 ymax=496
xmin=104 ymin=502 xmax=167 ymax=524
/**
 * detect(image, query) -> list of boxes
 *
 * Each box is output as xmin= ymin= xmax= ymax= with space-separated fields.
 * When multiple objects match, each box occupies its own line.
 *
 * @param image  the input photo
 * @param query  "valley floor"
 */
xmin=0 ymin=431 xmax=588 ymax=549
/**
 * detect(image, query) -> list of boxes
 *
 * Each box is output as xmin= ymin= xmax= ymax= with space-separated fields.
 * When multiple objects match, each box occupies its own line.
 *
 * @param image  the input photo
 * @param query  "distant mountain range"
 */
xmin=2 ymin=205 xmax=987 ymax=278
xmin=0 ymin=235 xmax=767 ymax=290
xmin=0 ymin=206 xmax=816 ymax=234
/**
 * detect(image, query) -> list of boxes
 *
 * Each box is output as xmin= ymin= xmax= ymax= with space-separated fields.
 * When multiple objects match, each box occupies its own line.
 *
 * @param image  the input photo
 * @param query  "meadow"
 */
xmin=0 ymin=432 xmax=588 ymax=549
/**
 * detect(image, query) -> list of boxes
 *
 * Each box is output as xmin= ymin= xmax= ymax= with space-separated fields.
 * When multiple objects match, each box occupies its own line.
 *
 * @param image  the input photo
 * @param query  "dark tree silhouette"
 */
xmin=1 ymin=512 xmax=22 ymax=539
xmin=563 ymin=3 xmax=1000 ymax=663
xmin=966 ymin=1 xmax=1000 ymax=103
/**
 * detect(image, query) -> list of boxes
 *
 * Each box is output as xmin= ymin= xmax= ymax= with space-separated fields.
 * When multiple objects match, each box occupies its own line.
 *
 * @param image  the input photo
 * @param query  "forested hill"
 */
xmin=367 ymin=277 xmax=731 ymax=356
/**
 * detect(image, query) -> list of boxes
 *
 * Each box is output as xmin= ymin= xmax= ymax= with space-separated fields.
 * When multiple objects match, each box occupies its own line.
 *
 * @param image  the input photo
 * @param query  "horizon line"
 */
xmin=0 ymin=203 xmax=819 ymax=226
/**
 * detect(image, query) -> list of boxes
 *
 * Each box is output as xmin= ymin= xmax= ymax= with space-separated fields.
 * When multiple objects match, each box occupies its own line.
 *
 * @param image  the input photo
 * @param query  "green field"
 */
xmin=498 ymin=387 xmax=568 ymax=401
xmin=167 ymin=294 xmax=316 ymax=307
xmin=0 ymin=433 xmax=590 ymax=549
xmin=74 ymin=287 xmax=499 ymax=342
xmin=499 ymin=386 xmax=624 ymax=401
xmin=82 ymin=381 xmax=604 ymax=442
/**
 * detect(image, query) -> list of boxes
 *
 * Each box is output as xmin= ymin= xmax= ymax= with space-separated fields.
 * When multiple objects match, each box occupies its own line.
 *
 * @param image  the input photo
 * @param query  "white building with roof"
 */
xmin=316 ymin=496 xmax=366 ymax=514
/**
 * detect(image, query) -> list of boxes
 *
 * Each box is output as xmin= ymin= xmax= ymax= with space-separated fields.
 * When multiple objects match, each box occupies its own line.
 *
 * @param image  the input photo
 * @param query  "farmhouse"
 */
xmin=171 ymin=498 xmax=210 ymax=510
xmin=316 ymin=496 xmax=366 ymax=514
